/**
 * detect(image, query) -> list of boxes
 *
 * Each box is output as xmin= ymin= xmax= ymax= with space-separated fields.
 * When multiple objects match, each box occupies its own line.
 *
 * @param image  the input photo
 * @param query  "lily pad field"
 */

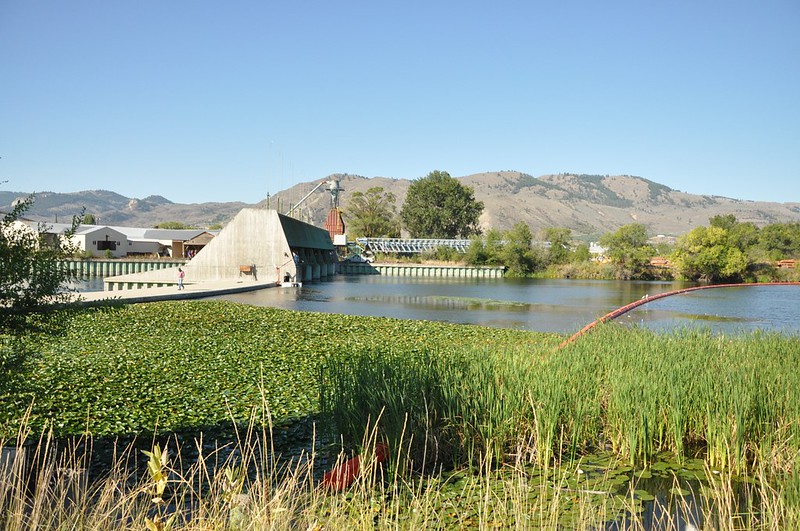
xmin=0 ymin=301 xmax=547 ymax=439
xmin=2 ymin=300 xmax=800 ymax=529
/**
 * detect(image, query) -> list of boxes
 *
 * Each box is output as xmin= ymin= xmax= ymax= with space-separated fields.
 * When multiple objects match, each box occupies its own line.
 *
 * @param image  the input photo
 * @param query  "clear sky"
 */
xmin=1 ymin=0 xmax=798 ymax=204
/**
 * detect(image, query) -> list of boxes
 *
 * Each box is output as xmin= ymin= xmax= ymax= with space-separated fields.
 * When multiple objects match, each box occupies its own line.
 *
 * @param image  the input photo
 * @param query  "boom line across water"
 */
xmin=559 ymin=282 xmax=800 ymax=348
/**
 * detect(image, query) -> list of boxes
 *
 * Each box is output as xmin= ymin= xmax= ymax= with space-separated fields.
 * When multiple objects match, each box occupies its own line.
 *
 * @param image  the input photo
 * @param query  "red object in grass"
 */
xmin=322 ymin=442 xmax=389 ymax=490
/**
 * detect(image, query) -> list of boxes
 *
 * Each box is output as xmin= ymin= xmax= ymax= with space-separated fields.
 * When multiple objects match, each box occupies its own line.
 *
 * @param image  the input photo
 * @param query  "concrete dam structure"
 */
xmin=104 ymin=209 xmax=337 ymax=290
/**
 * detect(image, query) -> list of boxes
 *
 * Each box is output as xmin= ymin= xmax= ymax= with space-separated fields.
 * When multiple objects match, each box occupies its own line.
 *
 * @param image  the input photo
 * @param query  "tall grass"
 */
xmin=320 ymin=325 xmax=800 ymax=478
xmin=2 ymin=422 xmax=798 ymax=529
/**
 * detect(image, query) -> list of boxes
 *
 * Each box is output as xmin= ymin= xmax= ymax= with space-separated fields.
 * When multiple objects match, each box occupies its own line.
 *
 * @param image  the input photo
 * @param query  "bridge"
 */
xmin=355 ymin=238 xmax=472 ymax=254
xmin=355 ymin=237 xmax=551 ymax=254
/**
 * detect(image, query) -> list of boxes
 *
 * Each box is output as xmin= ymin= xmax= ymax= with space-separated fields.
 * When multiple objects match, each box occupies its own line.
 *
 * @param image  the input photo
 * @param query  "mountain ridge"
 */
xmin=3 ymin=173 xmax=799 ymax=239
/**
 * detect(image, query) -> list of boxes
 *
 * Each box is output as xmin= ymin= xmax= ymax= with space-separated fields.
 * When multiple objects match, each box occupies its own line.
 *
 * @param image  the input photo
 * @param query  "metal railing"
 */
xmin=355 ymin=238 xmax=472 ymax=254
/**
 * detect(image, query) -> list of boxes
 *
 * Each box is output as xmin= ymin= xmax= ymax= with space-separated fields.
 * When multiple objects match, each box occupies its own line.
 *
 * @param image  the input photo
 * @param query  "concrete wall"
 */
xmin=103 ymin=208 xmax=335 ymax=288
xmin=186 ymin=208 xmax=293 ymax=282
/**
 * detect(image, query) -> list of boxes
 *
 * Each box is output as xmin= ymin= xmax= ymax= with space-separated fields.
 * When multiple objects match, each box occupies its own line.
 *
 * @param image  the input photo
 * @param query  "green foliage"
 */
xmin=499 ymin=222 xmax=541 ymax=277
xmin=154 ymin=221 xmax=195 ymax=229
xmin=569 ymin=242 xmax=591 ymax=263
xmin=464 ymin=236 xmax=489 ymax=266
xmin=464 ymin=225 xmax=542 ymax=276
xmin=0 ymin=194 xmax=82 ymax=317
xmin=541 ymin=227 xmax=572 ymax=264
xmin=400 ymin=170 xmax=484 ymax=238
xmin=83 ymin=213 xmax=96 ymax=224
xmin=599 ymin=223 xmax=655 ymax=279
xmin=343 ymin=187 xmax=399 ymax=238
xmin=671 ymin=217 xmax=758 ymax=282
xmin=758 ymin=222 xmax=800 ymax=261
xmin=0 ymin=301 xmax=546 ymax=439
xmin=323 ymin=324 xmax=800 ymax=474
xmin=511 ymin=173 xmax=539 ymax=193
xmin=557 ymin=174 xmax=634 ymax=208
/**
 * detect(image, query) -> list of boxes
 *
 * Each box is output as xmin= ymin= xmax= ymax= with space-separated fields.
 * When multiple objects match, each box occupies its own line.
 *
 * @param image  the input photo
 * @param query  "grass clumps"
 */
xmin=2 ymin=300 xmax=800 ymax=529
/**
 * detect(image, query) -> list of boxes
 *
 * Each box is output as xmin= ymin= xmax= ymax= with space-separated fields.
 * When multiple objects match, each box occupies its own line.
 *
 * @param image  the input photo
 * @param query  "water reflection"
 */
xmin=213 ymin=277 xmax=691 ymax=334
xmin=621 ymin=285 xmax=800 ymax=336
xmin=75 ymin=274 xmax=799 ymax=335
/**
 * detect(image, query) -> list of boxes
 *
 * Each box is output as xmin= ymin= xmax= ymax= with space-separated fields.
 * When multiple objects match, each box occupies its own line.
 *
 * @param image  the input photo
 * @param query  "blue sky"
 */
xmin=1 ymin=0 xmax=798 ymax=204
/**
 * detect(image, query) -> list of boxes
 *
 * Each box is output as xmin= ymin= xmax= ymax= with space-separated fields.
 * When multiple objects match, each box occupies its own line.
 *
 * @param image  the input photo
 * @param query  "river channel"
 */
xmin=210 ymin=276 xmax=800 ymax=335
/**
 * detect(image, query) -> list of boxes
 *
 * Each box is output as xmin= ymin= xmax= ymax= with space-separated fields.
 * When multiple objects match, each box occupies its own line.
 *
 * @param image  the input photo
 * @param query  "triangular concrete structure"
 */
xmin=104 ymin=209 xmax=337 ymax=289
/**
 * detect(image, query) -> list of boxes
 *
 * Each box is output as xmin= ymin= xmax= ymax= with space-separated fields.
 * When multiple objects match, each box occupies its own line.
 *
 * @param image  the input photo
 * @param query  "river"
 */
xmin=208 ymin=276 xmax=800 ymax=335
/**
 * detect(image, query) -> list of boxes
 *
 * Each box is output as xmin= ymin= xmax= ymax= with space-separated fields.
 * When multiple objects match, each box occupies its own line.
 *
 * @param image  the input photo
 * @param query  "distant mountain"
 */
xmin=0 ymin=189 xmax=248 ymax=228
xmin=4 ymin=173 xmax=800 ymax=238
xmin=263 ymin=172 xmax=800 ymax=240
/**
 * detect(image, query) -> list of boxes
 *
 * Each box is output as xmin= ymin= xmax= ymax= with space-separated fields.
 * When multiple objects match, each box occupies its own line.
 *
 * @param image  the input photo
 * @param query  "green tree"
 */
xmin=464 ymin=236 xmax=488 ymax=266
xmin=154 ymin=221 xmax=194 ymax=229
xmin=542 ymin=228 xmax=571 ymax=264
xmin=343 ymin=187 xmax=399 ymax=238
xmin=759 ymin=222 xmax=800 ymax=261
xmin=464 ymin=228 xmax=504 ymax=266
xmin=83 ymin=213 xmax=97 ymax=224
xmin=570 ymin=243 xmax=591 ymax=263
xmin=500 ymin=222 xmax=541 ymax=277
xmin=400 ymin=171 xmax=484 ymax=238
xmin=709 ymin=214 xmax=738 ymax=231
xmin=671 ymin=225 xmax=750 ymax=282
xmin=599 ymin=223 xmax=655 ymax=279
xmin=1 ymin=195 xmax=82 ymax=317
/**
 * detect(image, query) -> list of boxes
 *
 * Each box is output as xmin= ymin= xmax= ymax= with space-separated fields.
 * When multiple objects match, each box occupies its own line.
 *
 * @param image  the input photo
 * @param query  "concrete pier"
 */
xmin=338 ymin=263 xmax=505 ymax=278
xmin=60 ymin=258 xmax=185 ymax=278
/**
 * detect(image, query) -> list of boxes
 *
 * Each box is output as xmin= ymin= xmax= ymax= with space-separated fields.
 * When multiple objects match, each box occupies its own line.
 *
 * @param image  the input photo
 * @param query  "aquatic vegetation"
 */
xmin=2 ymin=301 xmax=800 ymax=528
xmin=322 ymin=324 xmax=800 ymax=477
xmin=0 ymin=300 xmax=549 ymax=439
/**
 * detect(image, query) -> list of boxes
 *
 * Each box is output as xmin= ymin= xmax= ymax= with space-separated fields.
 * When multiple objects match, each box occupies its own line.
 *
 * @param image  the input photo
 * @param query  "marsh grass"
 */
xmin=320 ymin=324 xmax=800 ymax=528
xmin=3 ymin=424 xmax=796 ymax=530
xmin=3 ymin=303 xmax=799 ymax=528
xmin=323 ymin=325 xmax=800 ymax=474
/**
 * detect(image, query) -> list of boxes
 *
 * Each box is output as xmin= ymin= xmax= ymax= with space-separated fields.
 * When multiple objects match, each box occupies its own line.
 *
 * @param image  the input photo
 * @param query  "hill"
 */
xmin=0 ymin=189 xmax=248 ymax=228
xmin=263 ymin=172 xmax=800 ymax=240
xmin=4 ymin=173 xmax=800 ymax=239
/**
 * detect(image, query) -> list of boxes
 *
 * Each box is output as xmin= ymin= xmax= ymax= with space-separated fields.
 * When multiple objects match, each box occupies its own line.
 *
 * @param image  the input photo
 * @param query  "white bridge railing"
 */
xmin=355 ymin=238 xmax=471 ymax=254
xmin=355 ymin=237 xmax=551 ymax=254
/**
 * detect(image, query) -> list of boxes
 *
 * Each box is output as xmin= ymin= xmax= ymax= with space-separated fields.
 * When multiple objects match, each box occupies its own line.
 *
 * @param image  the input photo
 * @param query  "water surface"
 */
xmin=213 ymin=277 xmax=682 ymax=334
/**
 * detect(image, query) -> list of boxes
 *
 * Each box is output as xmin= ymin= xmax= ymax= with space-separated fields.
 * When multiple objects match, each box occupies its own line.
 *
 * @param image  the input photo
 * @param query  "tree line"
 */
xmin=343 ymin=172 xmax=800 ymax=282
xmin=2 ymin=172 xmax=799 ymax=315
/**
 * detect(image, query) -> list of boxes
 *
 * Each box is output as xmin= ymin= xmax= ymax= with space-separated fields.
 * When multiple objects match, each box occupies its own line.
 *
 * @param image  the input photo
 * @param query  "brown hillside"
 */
xmin=265 ymin=172 xmax=800 ymax=239
xmin=5 ymin=173 xmax=799 ymax=239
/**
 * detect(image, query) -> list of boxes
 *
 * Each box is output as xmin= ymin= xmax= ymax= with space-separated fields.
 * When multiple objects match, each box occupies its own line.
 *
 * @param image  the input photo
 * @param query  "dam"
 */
xmin=102 ymin=209 xmax=337 ymax=291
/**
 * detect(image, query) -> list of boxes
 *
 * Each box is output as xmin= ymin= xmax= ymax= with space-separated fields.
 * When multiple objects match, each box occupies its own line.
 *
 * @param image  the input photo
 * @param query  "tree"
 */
xmin=758 ymin=222 xmax=800 ymax=261
xmin=671 ymin=225 xmax=750 ymax=282
xmin=343 ymin=187 xmax=399 ymax=238
xmin=541 ymin=228 xmax=571 ymax=264
xmin=464 ymin=228 xmax=504 ymax=266
xmin=154 ymin=221 xmax=195 ymax=229
xmin=1 ymin=194 xmax=82 ymax=317
xmin=570 ymin=242 xmax=591 ymax=263
xmin=83 ymin=213 xmax=97 ymax=224
xmin=599 ymin=223 xmax=655 ymax=278
xmin=500 ymin=222 xmax=541 ymax=277
xmin=400 ymin=171 xmax=484 ymax=238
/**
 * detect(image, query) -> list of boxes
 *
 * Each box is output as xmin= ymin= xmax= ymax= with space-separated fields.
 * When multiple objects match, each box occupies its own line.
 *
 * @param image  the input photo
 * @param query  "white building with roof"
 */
xmin=19 ymin=221 xmax=215 ymax=258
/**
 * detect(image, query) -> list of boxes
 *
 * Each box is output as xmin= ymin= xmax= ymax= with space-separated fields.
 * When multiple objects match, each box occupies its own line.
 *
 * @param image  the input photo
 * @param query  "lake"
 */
xmin=209 ymin=276 xmax=800 ymax=335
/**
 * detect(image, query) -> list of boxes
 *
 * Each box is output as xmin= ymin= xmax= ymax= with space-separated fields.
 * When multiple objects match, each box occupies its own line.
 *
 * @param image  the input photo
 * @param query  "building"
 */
xmin=20 ymin=221 xmax=214 ymax=258
xmin=104 ymin=208 xmax=338 ymax=289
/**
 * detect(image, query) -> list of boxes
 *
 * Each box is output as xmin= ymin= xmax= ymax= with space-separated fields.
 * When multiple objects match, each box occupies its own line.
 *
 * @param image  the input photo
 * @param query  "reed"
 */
xmin=320 ymin=324 xmax=800 ymax=480
xmin=3 ymin=424 xmax=794 ymax=529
